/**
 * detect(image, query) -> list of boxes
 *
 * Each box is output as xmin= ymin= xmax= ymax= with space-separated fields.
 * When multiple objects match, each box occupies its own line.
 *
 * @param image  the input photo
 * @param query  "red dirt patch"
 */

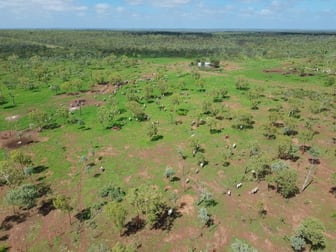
xmin=222 ymin=62 xmax=242 ymax=71
xmin=263 ymin=67 xmax=314 ymax=77
xmin=0 ymin=130 xmax=47 ymax=149
xmin=90 ymin=84 xmax=118 ymax=94
xmin=178 ymin=194 xmax=195 ymax=216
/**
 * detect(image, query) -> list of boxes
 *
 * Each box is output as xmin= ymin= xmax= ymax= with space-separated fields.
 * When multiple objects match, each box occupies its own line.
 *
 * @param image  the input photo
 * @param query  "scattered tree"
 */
xmin=97 ymin=105 xmax=115 ymax=129
xmin=164 ymin=167 xmax=175 ymax=181
xmin=271 ymin=169 xmax=298 ymax=198
xmin=53 ymin=194 xmax=73 ymax=224
xmin=128 ymin=101 xmax=147 ymax=121
xmin=231 ymin=239 xmax=258 ymax=252
xmin=198 ymin=207 xmax=211 ymax=227
xmin=99 ymin=184 xmax=126 ymax=202
xmin=292 ymin=218 xmax=326 ymax=251
xmin=147 ymin=121 xmax=160 ymax=141
xmin=104 ymin=201 xmax=128 ymax=235
xmin=6 ymin=184 xmax=39 ymax=211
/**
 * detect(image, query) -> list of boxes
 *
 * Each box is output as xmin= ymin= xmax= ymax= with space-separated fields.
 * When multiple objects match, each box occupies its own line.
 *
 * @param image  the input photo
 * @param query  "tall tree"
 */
xmin=53 ymin=194 xmax=73 ymax=224
xmin=104 ymin=201 xmax=127 ymax=235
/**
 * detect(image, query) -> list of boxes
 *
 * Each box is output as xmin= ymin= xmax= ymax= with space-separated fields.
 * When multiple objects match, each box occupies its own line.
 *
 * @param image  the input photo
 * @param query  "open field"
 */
xmin=0 ymin=30 xmax=335 ymax=252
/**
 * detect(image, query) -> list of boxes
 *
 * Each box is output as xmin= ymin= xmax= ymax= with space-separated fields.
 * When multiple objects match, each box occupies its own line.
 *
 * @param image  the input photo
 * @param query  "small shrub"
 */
xmin=99 ymin=185 xmax=126 ymax=202
xmin=231 ymin=239 xmax=258 ymax=252
xmin=290 ymin=235 xmax=305 ymax=251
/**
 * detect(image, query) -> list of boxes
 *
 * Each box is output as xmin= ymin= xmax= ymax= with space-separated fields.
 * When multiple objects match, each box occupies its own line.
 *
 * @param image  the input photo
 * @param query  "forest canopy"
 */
xmin=0 ymin=30 xmax=336 ymax=59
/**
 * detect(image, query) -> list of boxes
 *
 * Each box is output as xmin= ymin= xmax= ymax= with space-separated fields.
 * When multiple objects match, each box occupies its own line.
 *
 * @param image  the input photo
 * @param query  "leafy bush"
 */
xmin=99 ymin=185 xmax=126 ymax=202
xmin=272 ymin=169 xmax=298 ymax=198
xmin=290 ymin=235 xmax=305 ymax=251
xmin=295 ymin=218 xmax=326 ymax=250
xmin=230 ymin=239 xmax=258 ymax=252
xmin=6 ymin=184 xmax=39 ymax=209
xmin=270 ymin=160 xmax=289 ymax=173
xmin=198 ymin=207 xmax=210 ymax=226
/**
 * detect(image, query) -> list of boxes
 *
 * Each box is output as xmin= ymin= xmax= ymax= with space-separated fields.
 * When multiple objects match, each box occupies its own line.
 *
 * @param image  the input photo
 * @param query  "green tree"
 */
xmin=127 ymin=101 xmax=147 ymax=121
xmin=93 ymin=70 xmax=109 ymax=84
xmin=53 ymin=194 xmax=73 ymax=224
xmin=248 ymin=156 xmax=271 ymax=181
xmin=262 ymin=124 xmax=277 ymax=140
xmin=10 ymin=150 xmax=32 ymax=172
xmin=198 ymin=207 xmax=210 ymax=226
xmin=290 ymin=235 xmax=306 ymax=251
xmin=0 ymin=160 xmax=24 ymax=186
xmin=278 ymin=140 xmax=298 ymax=161
xmin=56 ymin=104 xmax=70 ymax=124
xmin=299 ymin=129 xmax=314 ymax=152
xmin=164 ymin=167 xmax=175 ymax=181
xmin=271 ymin=169 xmax=298 ymax=198
xmin=147 ymin=121 xmax=159 ymax=141
xmin=235 ymin=78 xmax=250 ymax=90
xmin=97 ymin=105 xmax=115 ymax=129
xmin=29 ymin=109 xmax=55 ymax=131
xmin=158 ymin=80 xmax=168 ymax=96
xmin=127 ymin=185 xmax=167 ymax=228
xmin=108 ymin=73 xmax=122 ymax=85
xmin=99 ymin=184 xmax=126 ymax=202
xmin=144 ymin=84 xmax=154 ymax=101
xmin=190 ymin=138 xmax=201 ymax=157
xmin=231 ymin=239 xmax=258 ymax=252
xmin=104 ymin=201 xmax=127 ymax=235
xmin=6 ymin=184 xmax=39 ymax=211
xmin=293 ymin=218 xmax=326 ymax=250
xmin=197 ymin=188 xmax=215 ymax=207
xmin=232 ymin=113 xmax=254 ymax=130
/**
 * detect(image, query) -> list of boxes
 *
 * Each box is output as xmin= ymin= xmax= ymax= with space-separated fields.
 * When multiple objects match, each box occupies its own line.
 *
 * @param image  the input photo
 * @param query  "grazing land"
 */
xmin=0 ymin=30 xmax=335 ymax=252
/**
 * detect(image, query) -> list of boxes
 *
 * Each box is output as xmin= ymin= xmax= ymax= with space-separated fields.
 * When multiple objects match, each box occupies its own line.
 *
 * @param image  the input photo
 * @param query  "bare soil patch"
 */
xmin=222 ymin=62 xmax=242 ymax=71
xmin=178 ymin=194 xmax=195 ymax=216
xmin=90 ymin=84 xmax=118 ymax=94
xmin=263 ymin=67 xmax=314 ymax=77
xmin=0 ymin=130 xmax=47 ymax=149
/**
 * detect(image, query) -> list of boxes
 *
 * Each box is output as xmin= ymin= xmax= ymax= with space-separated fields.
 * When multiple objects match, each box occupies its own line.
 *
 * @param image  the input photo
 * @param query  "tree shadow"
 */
xmin=163 ymin=91 xmax=173 ymax=97
xmin=329 ymin=186 xmax=336 ymax=197
xmin=42 ymin=123 xmax=61 ymax=130
xmin=1 ymin=212 xmax=28 ymax=231
xmin=93 ymin=173 xmax=101 ymax=178
xmin=152 ymin=208 xmax=182 ymax=231
xmin=210 ymin=129 xmax=222 ymax=134
xmin=37 ymin=176 xmax=47 ymax=182
xmin=151 ymin=135 xmax=163 ymax=141
xmin=38 ymin=199 xmax=55 ymax=216
xmin=308 ymin=158 xmax=320 ymax=165
xmin=3 ymin=105 xmax=16 ymax=109
xmin=32 ymin=165 xmax=48 ymax=174
xmin=205 ymin=217 xmax=215 ymax=228
xmin=0 ymin=234 xmax=9 ymax=241
xmin=213 ymin=98 xmax=223 ymax=103
xmin=122 ymin=216 xmax=145 ymax=236
xmin=36 ymin=182 xmax=52 ymax=197
xmin=75 ymin=208 xmax=91 ymax=222
xmin=170 ymin=176 xmax=180 ymax=182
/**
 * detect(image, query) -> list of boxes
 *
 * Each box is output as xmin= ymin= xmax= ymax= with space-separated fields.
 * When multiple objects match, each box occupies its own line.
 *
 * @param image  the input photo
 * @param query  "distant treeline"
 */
xmin=0 ymin=30 xmax=336 ymax=59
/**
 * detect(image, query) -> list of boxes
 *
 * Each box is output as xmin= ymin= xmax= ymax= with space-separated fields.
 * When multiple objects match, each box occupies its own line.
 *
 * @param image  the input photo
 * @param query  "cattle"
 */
xmin=250 ymin=187 xmax=259 ymax=194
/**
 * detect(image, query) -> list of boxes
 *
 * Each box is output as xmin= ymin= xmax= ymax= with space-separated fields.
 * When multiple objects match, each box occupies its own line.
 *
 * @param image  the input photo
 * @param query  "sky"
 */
xmin=0 ymin=0 xmax=335 ymax=30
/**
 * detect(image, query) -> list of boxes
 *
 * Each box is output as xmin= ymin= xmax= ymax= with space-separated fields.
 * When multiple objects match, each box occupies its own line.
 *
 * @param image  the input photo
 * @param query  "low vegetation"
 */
xmin=0 ymin=30 xmax=335 ymax=251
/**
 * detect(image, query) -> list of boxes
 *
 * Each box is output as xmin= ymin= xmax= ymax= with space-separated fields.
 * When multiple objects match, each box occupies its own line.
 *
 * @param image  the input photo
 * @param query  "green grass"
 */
xmin=0 ymin=55 xmax=335 ymax=252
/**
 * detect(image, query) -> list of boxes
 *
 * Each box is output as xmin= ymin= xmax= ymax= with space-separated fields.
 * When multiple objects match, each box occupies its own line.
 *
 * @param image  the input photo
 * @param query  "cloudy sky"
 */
xmin=0 ymin=0 xmax=335 ymax=30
